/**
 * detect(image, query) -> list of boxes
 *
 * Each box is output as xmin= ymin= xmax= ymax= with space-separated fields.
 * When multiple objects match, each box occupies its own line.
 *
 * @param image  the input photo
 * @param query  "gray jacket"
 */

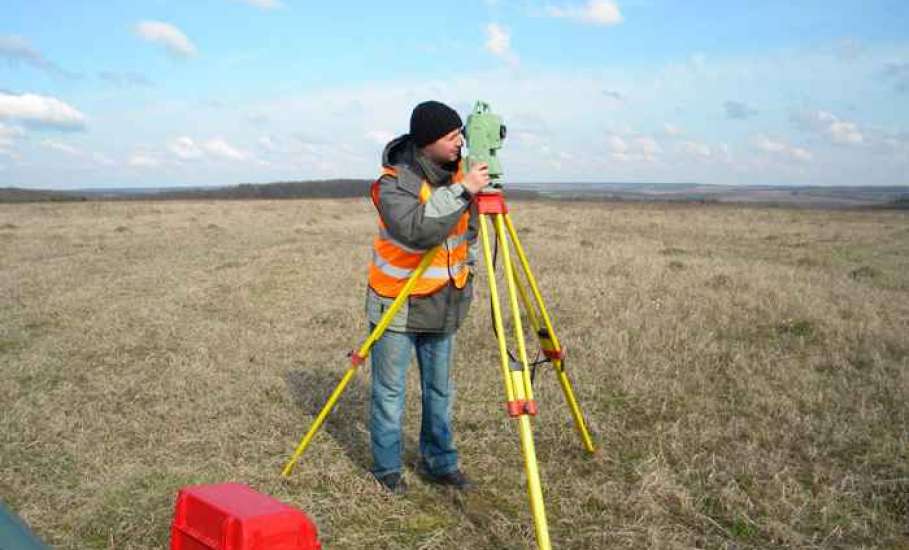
xmin=365 ymin=134 xmax=479 ymax=334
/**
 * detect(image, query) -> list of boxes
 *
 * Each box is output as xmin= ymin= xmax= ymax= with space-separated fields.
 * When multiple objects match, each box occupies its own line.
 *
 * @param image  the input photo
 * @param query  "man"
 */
xmin=365 ymin=100 xmax=490 ymax=494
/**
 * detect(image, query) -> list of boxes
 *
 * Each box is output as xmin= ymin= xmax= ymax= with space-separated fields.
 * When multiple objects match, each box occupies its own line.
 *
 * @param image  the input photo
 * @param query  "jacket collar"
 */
xmin=382 ymin=134 xmax=458 ymax=187
xmin=414 ymin=146 xmax=454 ymax=187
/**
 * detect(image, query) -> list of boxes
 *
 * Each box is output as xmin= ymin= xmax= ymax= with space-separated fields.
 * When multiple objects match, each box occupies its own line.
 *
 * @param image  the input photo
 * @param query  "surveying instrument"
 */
xmin=282 ymin=101 xmax=596 ymax=549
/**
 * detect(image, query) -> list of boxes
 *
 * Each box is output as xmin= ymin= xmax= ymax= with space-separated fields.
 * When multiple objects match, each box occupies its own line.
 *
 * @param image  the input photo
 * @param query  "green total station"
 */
xmin=464 ymin=100 xmax=507 ymax=181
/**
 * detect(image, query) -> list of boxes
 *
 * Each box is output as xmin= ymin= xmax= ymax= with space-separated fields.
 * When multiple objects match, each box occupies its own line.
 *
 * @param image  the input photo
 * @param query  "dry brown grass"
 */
xmin=1 ymin=198 xmax=907 ymax=549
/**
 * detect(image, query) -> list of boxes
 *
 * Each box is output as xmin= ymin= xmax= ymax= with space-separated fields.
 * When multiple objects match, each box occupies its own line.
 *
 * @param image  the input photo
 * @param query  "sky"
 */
xmin=1 ymin=0 xmax=908 ymax=189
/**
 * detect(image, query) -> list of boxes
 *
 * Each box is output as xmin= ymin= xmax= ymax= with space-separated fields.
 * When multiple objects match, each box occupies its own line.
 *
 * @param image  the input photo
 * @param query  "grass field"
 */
xmin=1 ymin=198 xmax=907 ymax=549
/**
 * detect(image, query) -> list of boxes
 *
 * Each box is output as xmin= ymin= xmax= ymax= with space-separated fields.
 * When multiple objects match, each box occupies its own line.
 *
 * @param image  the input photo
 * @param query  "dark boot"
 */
xmin=374 ymin=472 xmax=408 ymax=495
xmin=424 ymin=469 xmax=473 ymax=491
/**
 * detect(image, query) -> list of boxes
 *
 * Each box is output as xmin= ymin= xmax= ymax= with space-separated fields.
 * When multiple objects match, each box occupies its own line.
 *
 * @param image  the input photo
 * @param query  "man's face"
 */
xmin=422 ymin=128 xmax=463 ymax=164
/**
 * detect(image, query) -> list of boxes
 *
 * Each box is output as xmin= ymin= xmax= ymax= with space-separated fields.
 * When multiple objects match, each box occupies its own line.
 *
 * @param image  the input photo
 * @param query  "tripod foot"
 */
xmin=507 ymin=399 xmax=538 ymax=417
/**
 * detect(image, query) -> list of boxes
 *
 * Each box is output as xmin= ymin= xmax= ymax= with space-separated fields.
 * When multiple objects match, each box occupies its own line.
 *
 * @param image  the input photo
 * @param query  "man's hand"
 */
xmin=462 ymin=162 xmax=491 ymax=195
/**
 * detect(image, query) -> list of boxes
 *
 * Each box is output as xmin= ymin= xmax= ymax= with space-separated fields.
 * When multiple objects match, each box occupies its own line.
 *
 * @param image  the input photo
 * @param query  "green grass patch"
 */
xmin=403 ymin=511 xmax=455 ymax=534
xmin=0 ymin=338 xmax=20 ymax=354
xmin=849 ymin=265 xmax=881 ymax=280
xmin=76 ymin=470 xmax=214 ymax=549
xmin=774 ymin=318 xmax=816 ymax=340
xmin=659 ymin=247 xmax=687 ymax=256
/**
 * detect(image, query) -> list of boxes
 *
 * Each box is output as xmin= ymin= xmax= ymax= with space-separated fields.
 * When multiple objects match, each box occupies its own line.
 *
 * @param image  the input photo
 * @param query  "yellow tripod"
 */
xmin=282 ymin=189 xmax=596 ymax=550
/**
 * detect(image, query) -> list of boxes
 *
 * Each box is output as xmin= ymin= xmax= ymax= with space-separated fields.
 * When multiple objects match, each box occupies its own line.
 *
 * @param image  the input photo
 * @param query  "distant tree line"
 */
xmin=0 ymin=179 xmax=541 ymax=203
xmin=154 ymin=179 xmax=374 ymax=200
xmin=0 ymin=187 xmax=89 ymax=203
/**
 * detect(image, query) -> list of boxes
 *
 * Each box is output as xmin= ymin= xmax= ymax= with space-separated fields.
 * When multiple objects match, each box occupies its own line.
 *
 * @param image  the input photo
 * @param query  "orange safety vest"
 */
xmin=368 ymin=166 xmax=471 ymax=298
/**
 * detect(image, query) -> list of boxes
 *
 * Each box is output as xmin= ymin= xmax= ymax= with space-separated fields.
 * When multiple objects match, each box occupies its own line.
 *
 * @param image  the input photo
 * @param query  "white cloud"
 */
xmin=0 ymin=123 xmax=24 ymax=155
xmin=815 ymin=111 xmax=863 ymax=145
xmin=203 ymin=138 xmax=249 ymax=160
xmin=169 ymin=136 xmax=251 ymax=161
xmin=40 ymin=139 xmax=81 ymax=155
xmin=169 ymin=136 xmax=204 ymax=160
xmin=829 ymin=122 xmax=862 ymax=144
xmin=790 ymin=149 xmax=813 ymax=162
xmin=128 ymin=153 xmax=160 ymax=168
xmin=485 ymin=23 xmax=518 ymax=65
xmin=636 ymin=136 xmax=661 ymax=159
xmin=607 ymin=134 xmax=660 ymax=162
xmin=607 ymin=134 xmax=627 ymax=154
xmin=40 ymin=139 xmax=116 ymax=166
xmin=88 ymin=46 xmax=897 ymax=187
xmin=485 ymin=24 xmax=509 ymax=56
xmin=0 ymin=35 xmax=78 ymax=78
xmin=0 ymin=92 xmax=87 ymax=130
xmin=135 ymin=21 xmax=197 ymax=57
xmin=754 ymin=135 xmax=812 ymax=162
xmin=546 ymin=0 xmax=623 ymax=26
xmin=792 ymin=110 xmax=863 ymax=145
xmin=235 ymin=0 xmax=283 ymax=8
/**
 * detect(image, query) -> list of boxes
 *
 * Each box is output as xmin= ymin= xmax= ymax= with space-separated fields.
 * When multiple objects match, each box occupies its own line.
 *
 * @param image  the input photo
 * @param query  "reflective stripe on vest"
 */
xmin=368 ymin=165 xmax=470 ymax=298
xmin=378 ymin=227 xmax=428 ymax=254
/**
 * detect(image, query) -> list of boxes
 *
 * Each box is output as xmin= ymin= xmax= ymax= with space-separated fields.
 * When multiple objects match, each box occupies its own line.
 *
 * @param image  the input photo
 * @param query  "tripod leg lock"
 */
xmin=537 ymin=328 xmax=566 ymax=361
xmin=507 ymin=399 xmax=539 ymax=417
xmin=348 ymin=351 xmax=366 ymax=367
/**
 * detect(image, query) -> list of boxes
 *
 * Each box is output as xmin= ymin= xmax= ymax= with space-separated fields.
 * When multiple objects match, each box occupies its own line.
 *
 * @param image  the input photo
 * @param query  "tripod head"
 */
xmin=464 ymin=101 xmax=506 ymax=186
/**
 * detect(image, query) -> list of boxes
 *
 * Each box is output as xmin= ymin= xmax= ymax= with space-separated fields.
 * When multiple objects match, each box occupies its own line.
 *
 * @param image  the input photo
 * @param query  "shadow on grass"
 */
xmin=284 ymin=367 xmax=527 ymax=548
xmin=284 ymin=367 xmax=381 ymax=474
xmin=285 ymin=366 xmax=450 ymax=475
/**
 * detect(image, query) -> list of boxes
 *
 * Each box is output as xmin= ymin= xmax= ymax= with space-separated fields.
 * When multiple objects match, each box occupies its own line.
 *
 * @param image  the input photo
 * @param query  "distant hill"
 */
xmin=2 ymin=180 xmax=906 ymax=208
xmin=156 ymin=179 xmax=374 ymax=200
xmin=0 ymin=180 xmax=376 ymax=203
xmin=0 ymin=187 xmax=89 ymax=203
xmin=873 ymin=194 xmax=909 ymax=210
xmin=0 ymin=179 xmax=541 ymax=203
xmin=510 ymin=182 xmax=909 ymax=209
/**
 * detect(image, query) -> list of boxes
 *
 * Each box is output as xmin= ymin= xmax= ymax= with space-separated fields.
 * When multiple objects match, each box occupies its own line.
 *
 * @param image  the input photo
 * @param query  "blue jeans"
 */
xmin=369 ymin=325 xmax=459 ymax=478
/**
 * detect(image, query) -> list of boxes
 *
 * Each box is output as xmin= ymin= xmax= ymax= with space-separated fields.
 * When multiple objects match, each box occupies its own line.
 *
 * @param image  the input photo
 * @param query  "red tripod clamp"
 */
xmin=507 ymin=399 xmax=539 ymax=417
xmin=348 ymin=351 xmax=366 ymax=366
xmin=475 ymin=191 xmax=509 ymax=214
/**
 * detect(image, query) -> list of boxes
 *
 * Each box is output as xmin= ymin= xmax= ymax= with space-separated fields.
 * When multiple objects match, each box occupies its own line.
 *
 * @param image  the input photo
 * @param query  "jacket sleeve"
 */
xmin=466 ymin=201 xmax=479 ymax=268
xmin=376 ymin=174 xmax=471 ymax=250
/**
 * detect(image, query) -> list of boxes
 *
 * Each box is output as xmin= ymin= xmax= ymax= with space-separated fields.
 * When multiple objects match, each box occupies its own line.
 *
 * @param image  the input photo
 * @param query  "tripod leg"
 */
xmin=485 ymin=213 xmax=551 ymax=550
xmin=281 ymin=245 xmax=443 ymax=477
xmin=503 ymin=214 xmax=597 ymax=454
xmin=516 ymin=414 xmax=550 ymax=550
xmin=477 ymin=215 xmax=517 ymax=407
xmin=510 ymin=252 xmax=542 ymax=336
xmin=281 ymin=367 xmax=358 ymax=477
xmin=493 ymin=215 xmax=535 ymax=405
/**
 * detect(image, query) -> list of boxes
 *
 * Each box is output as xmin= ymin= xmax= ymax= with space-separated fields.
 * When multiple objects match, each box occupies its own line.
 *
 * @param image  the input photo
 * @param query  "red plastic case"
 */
xmin=170 ymin=483 xmax=320 ymax=550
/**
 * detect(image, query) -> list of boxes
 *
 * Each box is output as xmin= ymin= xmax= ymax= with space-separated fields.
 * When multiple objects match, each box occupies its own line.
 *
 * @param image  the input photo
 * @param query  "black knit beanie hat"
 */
xmin=410 ymin=101 xmax=463 ymax=147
